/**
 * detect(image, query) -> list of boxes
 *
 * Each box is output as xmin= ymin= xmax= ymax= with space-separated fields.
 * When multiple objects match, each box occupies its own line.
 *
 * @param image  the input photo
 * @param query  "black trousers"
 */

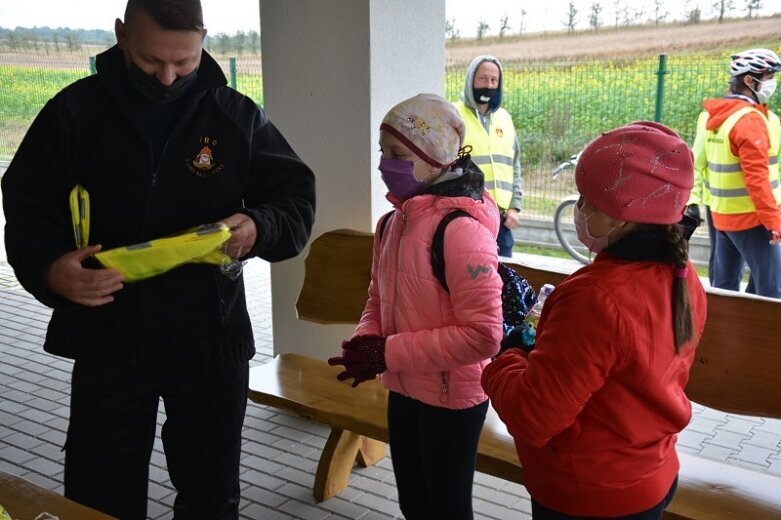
xmin=531 ymin=476 xmax=678 ymax=520
xmin=64 ymin=357 xmax=249 ymax=520
xmin=387 ymin=391 xmax=488 ymax=520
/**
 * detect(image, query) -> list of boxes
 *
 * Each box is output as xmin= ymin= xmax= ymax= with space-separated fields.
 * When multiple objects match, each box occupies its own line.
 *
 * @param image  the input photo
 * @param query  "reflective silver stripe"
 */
xmin=708 ymin=161 xmax=742 ymax=173
xmin=708 ymin=179 xmax=780 ymax=198
xmin=470 ymin=154 xmax=513 ymax=166
xmin=491 ymin=154 xmax=514 ymax=166
xmin=709 ymin=156 xmax=779 ymax=172
xmin=127 ymin=242 xmax=153 ymax=250
xmin=484 ymin=179 xmax=515 ymax=191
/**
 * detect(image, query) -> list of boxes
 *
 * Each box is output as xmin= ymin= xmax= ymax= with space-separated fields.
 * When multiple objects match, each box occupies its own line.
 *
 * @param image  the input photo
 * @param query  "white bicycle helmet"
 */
xmin=729 ymin=48 xmax=781 ymax=77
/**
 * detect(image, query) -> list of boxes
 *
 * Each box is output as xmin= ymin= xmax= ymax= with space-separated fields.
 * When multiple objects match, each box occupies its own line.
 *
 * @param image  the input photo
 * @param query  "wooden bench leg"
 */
xmin=314 ymin=428 xmax=363 ymax=501
xmin=356 ymin=437 xmax=386 ymax=467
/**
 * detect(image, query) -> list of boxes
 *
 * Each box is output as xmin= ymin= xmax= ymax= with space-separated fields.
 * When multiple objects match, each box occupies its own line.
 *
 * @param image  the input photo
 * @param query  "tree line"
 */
xmin=0 ymin=26 xmax=260 ymax=56
xmin=447 ymin=0 xmax=769 ymax=40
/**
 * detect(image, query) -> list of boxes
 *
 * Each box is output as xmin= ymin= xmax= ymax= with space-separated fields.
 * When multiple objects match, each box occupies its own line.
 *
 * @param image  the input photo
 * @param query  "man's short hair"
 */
xmin=125 ymin=0 xmax=204 ymax=32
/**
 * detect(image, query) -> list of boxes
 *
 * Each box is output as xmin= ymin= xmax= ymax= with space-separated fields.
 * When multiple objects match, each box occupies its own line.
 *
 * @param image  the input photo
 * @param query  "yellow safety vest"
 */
xmin=455 ymin=101 xmax=516 ymax=210
xmin=689 ymin=111 xmax=710 ymax=207
xmin=704 ymin=106 xmax=781 ymax=214
xmin=69 ymin=185 xmax=233 ymax=282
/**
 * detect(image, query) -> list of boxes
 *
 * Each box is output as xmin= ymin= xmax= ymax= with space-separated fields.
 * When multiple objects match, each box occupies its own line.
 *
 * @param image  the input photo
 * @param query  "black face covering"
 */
xmin=472 ymin=87 xmax=498 ymax=104
xmin=127 ymin=61 xmax=198 ymax=104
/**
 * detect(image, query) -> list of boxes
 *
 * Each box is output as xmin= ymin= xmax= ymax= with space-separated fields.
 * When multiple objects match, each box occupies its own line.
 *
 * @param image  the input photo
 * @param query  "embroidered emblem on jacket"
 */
xmin=467 ymin=264 xmax=492 ymax=279
xmin=495 ymin=127 xmax=504 ymax=138
xmin=193 ymin=146 xmax=214 ymax=171
xmin=186 ymin=137 xmax=224 ymax=178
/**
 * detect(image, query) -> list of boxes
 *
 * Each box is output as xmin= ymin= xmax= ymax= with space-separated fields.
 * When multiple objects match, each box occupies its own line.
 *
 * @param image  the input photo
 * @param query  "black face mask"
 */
xmin=127 ymin=61 xmax=198 ymax=104
xmin=472 ymin=87 xmax=498 ymax=105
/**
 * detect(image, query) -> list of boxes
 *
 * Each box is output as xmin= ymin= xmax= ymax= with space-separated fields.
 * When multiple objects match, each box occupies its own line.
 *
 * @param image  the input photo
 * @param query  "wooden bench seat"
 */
xmin=248 ymin=228 xmax=781 ymax=519
xmin=248 ymin=353 xmax=521 ymax=501
xmin=0 ymin=472 xmax=116 ymax=519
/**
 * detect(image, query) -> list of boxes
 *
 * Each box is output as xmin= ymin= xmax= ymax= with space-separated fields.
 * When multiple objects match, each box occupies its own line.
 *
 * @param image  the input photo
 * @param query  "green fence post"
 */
xmin=89 ymin=56 xmax=97 ymax=75
xmin=229 ymin=57 xmax=237 ymax=90
xmin=654 ymin=53 xmax=669 ymax=123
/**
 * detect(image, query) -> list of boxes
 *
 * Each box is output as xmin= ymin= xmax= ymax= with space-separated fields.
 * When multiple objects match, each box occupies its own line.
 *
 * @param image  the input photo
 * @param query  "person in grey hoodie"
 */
xmin=454 ymin=55 xmax=522 ymax=257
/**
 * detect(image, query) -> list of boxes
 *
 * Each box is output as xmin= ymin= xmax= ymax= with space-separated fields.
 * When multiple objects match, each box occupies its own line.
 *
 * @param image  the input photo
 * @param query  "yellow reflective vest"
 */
xmin=68 ymin=184 xmax=233 ymax=282
xmin=704 ymin=106 xmax=781 ymax=215
xmin=689 ymin=111 xmax=710 ymax=207
xmin=455 ymin=101 xmax=516 ymax=210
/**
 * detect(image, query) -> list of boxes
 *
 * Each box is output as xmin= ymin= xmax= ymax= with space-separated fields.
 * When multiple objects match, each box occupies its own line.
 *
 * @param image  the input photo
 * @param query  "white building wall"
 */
xmin=259 ymin=0 xmax=445 ymax=359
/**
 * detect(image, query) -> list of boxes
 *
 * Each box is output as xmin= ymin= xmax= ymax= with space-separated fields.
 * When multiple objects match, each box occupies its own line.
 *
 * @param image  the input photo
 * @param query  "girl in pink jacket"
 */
xmin=329 ymin=93 xmax=504 ymax=519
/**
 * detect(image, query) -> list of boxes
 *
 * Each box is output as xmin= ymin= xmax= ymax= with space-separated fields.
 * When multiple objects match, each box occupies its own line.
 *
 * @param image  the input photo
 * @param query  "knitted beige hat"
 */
xmin=380 ymin=93 xmax=465 ymax=168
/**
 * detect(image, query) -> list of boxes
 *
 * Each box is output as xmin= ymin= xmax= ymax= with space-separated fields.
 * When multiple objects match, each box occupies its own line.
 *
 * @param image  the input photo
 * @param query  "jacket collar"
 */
xmin=603 ymin=215 xmax=698 ymax=264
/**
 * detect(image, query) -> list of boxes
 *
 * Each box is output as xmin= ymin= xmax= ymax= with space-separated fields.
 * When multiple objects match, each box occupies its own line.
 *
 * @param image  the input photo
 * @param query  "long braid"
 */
xmin=664 ymin=224 xmax=693 ymax=352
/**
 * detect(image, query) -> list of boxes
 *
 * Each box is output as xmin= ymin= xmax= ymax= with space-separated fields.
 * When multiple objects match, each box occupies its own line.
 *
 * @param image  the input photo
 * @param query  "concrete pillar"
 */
xmin=260 ymin=0 xmax=445 ymax=359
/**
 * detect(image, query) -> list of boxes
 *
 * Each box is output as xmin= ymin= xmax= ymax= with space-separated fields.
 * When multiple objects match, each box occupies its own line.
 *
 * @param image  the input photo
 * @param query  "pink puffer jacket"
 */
xmin=354 ymin=190 xmax=503 ymax=409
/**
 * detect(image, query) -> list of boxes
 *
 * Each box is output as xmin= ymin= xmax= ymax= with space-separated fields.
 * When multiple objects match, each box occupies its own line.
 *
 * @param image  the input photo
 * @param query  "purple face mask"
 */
xmin=379 ymin=157 xmax=427 ymax=201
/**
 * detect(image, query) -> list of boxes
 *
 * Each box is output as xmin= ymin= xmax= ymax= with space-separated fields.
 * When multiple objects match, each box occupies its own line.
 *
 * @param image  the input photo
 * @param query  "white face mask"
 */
xmin=573 ymin=202 xmax=614 ymax=253
xmin=752 ymin=77 xmax=777 ymax=103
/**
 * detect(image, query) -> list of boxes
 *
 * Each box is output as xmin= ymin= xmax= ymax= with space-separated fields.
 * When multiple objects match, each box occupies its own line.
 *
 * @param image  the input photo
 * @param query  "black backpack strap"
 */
xmin=431 ymin=210 xmax=475 ymax=293
xmin=377 ymin=210 xmax=395 ymax=242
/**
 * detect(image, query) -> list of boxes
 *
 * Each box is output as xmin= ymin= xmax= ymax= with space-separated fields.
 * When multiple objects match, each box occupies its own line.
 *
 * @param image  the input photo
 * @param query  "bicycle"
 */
xmin=551 ymin=151 xmax=592 ymax=265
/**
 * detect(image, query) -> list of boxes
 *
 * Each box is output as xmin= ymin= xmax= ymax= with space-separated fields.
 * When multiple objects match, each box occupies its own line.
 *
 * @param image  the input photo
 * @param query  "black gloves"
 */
xmin=685 ymin=204 xmax=701 ymax=226
xmin=498 ymin=322 xmax=536 ymax=356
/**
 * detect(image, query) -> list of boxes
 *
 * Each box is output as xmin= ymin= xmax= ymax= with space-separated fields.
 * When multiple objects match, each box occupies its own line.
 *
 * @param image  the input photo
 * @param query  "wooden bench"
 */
xmin=248 ymin=229 xmax=781 ymax=519
xmin=0 ymin=472 xmax=116 ymax=519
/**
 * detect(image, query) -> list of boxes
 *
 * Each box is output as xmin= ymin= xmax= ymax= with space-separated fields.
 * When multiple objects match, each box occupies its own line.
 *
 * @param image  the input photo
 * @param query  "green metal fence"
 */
xmin=446 ymin=53 xmax=780 ymax=218
xmin=2 ymin=49 xmax=780 ymax=221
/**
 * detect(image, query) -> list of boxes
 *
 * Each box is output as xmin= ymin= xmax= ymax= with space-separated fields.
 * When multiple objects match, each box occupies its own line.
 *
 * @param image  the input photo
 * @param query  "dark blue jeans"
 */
xmin=712 ymin=224 xmax=781 ymax=298
xmin=498 ymin=219 xmax=515 ymax=257
xmin=388 ymin=391 xmax=488 ymax=520
xmin=64 ymin=358 xmax=249 ymax=520
xmin=531 ymin=476 xmax=678 ymax=519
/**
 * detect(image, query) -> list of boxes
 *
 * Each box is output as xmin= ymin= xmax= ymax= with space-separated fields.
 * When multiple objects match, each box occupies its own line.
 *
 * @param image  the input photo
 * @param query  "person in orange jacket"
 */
xmin=482 ymin=122 xmax=707 ymax=519
xmin=700 ymin=48 xmax=781 ymax=298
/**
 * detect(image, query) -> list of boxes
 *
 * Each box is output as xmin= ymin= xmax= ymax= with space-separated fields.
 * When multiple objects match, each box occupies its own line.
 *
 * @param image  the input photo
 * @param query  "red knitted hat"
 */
xmin=575 ymin=121 xmax=694 ymax=225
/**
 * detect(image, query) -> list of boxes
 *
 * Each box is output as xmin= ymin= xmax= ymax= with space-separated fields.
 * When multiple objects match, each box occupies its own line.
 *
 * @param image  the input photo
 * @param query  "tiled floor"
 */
xmin=1 ymin=246 xmax=780 ymax=519
xmin=0 ymin=260 xmax=534 ymax=519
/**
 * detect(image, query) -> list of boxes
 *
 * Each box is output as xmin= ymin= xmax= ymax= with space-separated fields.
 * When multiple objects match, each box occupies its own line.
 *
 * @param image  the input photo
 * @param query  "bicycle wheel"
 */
xmin=554 ymin=197 xmax=592 ymax=265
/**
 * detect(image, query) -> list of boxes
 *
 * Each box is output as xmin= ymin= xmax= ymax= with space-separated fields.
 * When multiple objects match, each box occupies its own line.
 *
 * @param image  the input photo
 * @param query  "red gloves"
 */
xmin=328 ymin=335 xmax=387 ymax=387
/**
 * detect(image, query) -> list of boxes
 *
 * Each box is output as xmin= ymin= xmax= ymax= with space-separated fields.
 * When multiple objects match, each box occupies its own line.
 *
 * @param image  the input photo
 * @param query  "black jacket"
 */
xmin=1 ymin=46 xmax=316 ymax=366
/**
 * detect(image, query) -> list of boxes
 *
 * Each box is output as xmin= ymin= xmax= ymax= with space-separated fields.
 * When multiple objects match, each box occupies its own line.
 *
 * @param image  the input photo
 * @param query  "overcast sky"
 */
xmin=0 ymin=1 xmax=776 ymax=36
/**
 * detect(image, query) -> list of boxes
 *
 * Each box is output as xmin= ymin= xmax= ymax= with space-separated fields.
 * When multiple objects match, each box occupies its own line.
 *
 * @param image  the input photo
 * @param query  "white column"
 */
xmin=260 ymin=0 xmax=445 ymax=359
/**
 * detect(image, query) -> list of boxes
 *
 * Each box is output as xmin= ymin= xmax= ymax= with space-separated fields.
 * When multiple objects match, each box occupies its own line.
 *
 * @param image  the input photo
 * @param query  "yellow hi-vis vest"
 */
xmin=689 ymin=111 xmax=711 ymax=207
xmin=455 ymin=101 xmax=516 ymax=210
xmin=704 ymin=106 xmax=781 ymax=214
xmin=68 ymin=185 xmax=233 ymax=282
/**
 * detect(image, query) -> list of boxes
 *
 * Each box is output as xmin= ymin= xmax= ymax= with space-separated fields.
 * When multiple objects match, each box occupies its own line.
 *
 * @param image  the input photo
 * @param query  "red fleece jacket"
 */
xmin=482 ymin=254 xmax=707 ymax=517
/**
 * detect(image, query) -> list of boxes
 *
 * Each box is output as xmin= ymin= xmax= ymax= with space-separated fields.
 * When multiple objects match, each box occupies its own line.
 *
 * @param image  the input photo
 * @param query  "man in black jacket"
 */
xmin=0 ymin=1 xmax=316 ymax=518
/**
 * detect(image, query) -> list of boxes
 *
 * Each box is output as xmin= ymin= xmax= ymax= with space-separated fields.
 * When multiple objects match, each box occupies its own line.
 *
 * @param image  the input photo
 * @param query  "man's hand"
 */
xmin=771 ymin=229 xmax=781 ymax=246
xmin=219 ymin=213 xmax=258 ymax=259
xmin=45 ymin=245 xmax=124 ymax=306
xmin=503 ymin=208 xmax=520 ymax=229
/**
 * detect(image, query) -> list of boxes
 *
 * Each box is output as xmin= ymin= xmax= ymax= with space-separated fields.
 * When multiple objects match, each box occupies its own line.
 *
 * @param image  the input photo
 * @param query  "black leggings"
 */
xmin=531 ymin=476 xmax=678 ymax=520
xmin=387 ymin=391 xmax=489 ymax=520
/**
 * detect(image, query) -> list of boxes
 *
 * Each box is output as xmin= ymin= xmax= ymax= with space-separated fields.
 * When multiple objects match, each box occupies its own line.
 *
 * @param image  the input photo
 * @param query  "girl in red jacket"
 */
xmin=329 ymin=93 xmax=504 ymax=519
xmin=482 ymin=122 xmax=708 ymax=519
